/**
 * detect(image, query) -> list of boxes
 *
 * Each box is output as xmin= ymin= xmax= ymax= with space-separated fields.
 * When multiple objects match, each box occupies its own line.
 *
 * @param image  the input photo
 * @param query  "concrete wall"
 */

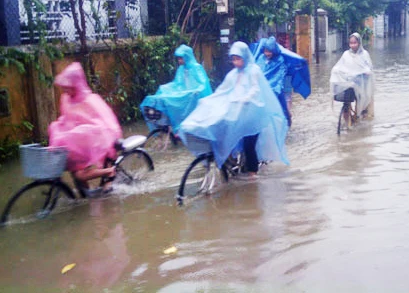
xmin=295 ymin=14 xmax=312 ymax=62
xmin=0 ymin=40 xmax=218 ymax=142
xmin=327 ymin=29 xmax=344 ymax=53
xmin=0 ymin=65 xmax=34 ymax=141
xmin=374 ymin=14 xmax=386 ymax=38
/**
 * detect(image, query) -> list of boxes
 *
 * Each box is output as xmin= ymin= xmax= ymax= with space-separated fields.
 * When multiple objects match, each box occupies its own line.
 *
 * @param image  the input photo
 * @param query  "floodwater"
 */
xmin=1 ymin=37 xmax=409 ymax=293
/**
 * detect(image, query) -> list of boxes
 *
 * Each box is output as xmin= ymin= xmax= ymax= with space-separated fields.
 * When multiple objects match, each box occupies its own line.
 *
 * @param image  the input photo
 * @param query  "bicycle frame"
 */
xmin=1 ymin=135 xmax=154 ymax=225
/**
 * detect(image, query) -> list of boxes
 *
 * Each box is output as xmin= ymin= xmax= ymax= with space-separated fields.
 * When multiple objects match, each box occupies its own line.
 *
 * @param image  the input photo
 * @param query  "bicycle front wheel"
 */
xmin=337 ymin=103 xmax=351 ymax=135
xmin=177 ymin=153 xmax=228 ymax=205
xmin=1 ymin=180 xmax=75 ymax=225
xmin=144 ymin=127 xmax=178 ymax=152
xmin=116 ymin=149 xmax=154 ymax=184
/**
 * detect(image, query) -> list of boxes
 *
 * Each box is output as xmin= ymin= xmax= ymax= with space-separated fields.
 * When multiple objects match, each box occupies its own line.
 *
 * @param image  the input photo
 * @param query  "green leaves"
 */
xmin=235 ymin=0 xmax=295 ymax=42
xmin=0 ymin=48 xmax=31 ymax=77
xmin=296 ymin=0 xmax=387 ymax=31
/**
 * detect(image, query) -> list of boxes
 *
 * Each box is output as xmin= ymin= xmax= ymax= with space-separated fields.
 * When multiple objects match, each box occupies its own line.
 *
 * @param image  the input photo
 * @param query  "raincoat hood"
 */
xmin=229 ymin=41 xmax=255 ymax=67
xmin=54 ymin=62 xmax=92 ymax=103
xmin=263 ymin=36 xmax=281 ymax=56
xmin=174 ymin=44 xmax=196 ymax=68
xmin=349 ymin=32 xmax=364 ymax=54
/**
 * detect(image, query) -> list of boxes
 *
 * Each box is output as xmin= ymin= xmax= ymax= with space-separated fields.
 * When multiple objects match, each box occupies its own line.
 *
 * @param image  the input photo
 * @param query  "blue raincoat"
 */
xmin=140 ymin=44 xmax=212 ymax=132
xmin=250 ymin=37 xmax=311 ymax=121
xmin=179 ymin=41 xmax=289 ymax=168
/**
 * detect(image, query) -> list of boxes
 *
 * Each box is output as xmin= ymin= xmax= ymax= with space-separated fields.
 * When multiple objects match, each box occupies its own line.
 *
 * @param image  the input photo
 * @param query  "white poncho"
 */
xmin=330 ymin=33 xmax=375 ymax=115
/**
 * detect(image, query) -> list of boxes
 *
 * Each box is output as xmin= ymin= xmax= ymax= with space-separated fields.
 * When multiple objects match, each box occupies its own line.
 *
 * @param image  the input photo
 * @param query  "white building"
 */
xmin=17 ymin=0 xmax=148 ymax=43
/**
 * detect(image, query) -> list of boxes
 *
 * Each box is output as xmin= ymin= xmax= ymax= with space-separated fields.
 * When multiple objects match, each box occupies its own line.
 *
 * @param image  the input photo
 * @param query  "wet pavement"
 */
xmin=1 ymin=36 xmax=409 ymax=292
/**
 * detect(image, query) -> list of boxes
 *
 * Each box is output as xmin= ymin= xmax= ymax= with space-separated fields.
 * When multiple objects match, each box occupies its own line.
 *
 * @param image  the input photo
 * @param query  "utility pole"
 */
xmin=313 ymin=0 xmax=319 ymax=64
xmin=216 ymin=0 xmax=235 ymax=77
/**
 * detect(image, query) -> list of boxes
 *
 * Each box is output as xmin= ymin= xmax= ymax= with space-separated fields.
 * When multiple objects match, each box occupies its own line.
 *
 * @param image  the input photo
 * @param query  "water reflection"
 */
xmin=60 ymin=199 xmax=130 ymax=290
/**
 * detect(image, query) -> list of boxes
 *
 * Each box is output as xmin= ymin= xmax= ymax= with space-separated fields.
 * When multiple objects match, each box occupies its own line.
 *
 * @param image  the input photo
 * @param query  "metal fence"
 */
xmin=1 ymin=0 xmax=147 ymax=46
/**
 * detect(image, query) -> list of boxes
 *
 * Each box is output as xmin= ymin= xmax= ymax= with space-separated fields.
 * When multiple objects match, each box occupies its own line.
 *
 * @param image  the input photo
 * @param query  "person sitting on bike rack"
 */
xmin=251 ymin=36 xmax=311 ymax=127
xmin=330 ymin=32 xmax=375 ymax=118
xmin=179 ymin=41 xmax=290 ymax=180
xmin=140 ymin=44 xmax=213 ymax=135
xmin=48 ymin=62 xmax=123 ymax=194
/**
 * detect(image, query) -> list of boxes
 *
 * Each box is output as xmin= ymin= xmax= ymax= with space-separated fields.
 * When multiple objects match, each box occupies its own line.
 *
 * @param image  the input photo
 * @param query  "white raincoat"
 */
xmin=330 ymin=33 xmax=375 ymax=115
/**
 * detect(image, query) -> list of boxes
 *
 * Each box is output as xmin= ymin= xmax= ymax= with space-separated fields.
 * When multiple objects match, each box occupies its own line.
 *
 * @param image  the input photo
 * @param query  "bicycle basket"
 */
xmin=334 ymin=88 xmax=356 ymax=103
xmin=144 ymin=106 xmax=163 ymax=121
xmin=185 ymin=134 xmax=212 ymax=154
xmin=20 ymin=144 xmax=68 ymax=179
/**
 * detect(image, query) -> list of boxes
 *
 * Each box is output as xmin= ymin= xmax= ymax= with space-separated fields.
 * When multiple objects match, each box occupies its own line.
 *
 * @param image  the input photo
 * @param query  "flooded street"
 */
xmin=1 ymin=36 xmax=409 ymax=292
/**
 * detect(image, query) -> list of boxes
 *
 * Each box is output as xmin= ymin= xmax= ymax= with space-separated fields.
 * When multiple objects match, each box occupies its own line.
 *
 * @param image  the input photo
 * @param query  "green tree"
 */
xmin=235 ymin=0 xmax=296 ymax=42
xmin=296 ymin=0 xmax=387 ymax=33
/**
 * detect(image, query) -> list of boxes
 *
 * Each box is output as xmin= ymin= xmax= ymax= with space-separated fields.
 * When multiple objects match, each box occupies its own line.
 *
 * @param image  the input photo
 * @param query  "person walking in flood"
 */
xmin=251 ymin=36 xmax=311 ymax=127
xmin=330 ymin=32 xmax=375 ymax=118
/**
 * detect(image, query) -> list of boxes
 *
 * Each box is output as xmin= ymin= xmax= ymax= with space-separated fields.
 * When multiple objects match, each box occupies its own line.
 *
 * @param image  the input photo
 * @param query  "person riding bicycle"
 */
xmin=48 ymin=62 xmax=122 ymax=194
xmin=251 ymin=36 xmax=311 ymax=127
xmin=140 ymin=44 xmax=212 ymax=134
xmin=330 ymin=32 xmax=375 ymax=118
xmin=179 ymin=41 xmax=289 ymax=180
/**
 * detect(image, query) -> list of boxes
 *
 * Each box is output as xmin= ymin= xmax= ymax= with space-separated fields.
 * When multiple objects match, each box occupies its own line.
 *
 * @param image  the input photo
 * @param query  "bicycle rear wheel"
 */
xmin=144 ymin=127 xmax=178 ymax=152
xmin=115 ymin=149 xmax=154 ymax=184
xmin=1 ymin=180 xmax=75 ymax=225
xmin=177 ymin=153 xmax=228 ymax=205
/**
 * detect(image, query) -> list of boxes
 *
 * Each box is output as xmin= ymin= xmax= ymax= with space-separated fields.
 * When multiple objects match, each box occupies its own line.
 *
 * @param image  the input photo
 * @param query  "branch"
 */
xmin=176 ymin=1 xmax=189 ymax=25
xmin=181 ymin=0 xmax=196 ymax=35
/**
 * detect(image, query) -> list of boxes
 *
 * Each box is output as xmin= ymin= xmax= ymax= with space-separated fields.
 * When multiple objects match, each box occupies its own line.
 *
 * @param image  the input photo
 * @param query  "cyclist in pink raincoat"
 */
xmin=48 ymin=62 xmax=122 ymax=193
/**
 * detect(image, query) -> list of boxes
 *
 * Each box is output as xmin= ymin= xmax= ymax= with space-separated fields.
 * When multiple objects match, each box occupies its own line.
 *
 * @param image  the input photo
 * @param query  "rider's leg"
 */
xmin=285 ymin=91 xmax=293 ymax=124
xmin=343 ymin=103 xmax=352 ymax=128
xmin=243 ymin=134 xmax=259 ymax=176
xmin=283 ymin=77 xmax=293 ymax=126
xmin=74 ymin=166 xmax=115 ymax=191
xmin=363 ymin=98 xmax=374 ymax=118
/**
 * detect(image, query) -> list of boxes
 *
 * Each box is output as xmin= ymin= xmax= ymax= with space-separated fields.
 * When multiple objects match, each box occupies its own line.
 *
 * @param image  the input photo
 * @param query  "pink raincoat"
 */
xmin=48 ymin=62 xmax=122 ymax=171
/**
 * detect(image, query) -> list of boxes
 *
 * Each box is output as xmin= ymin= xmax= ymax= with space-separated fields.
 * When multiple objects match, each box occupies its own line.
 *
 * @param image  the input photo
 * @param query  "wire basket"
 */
xmin=334 ymin=88 xmax=356 ymax=103
xmin=143 ymin=106 xmax=170 ymax=126
xmin=20 ymin=144 xmax=68 ymax=179
xmin=185 ymin=133 xmax=212 ymax=154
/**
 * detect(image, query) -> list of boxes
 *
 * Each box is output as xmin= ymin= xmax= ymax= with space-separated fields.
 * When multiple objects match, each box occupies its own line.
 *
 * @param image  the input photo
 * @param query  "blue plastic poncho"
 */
xmin=179 ymin=41 xmax=289 ymax=168
xmin=140 ymin=44 xmax=212 ymax=132
xmin=250 ymin=37 xmax=311 ymax=99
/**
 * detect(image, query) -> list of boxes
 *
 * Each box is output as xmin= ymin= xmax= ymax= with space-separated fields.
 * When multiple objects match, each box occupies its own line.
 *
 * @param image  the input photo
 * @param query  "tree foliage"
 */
xmin=296 ymin=0 xmax=387 ymax=32
xmin=235 ymin=0 xmax=296 ymax=42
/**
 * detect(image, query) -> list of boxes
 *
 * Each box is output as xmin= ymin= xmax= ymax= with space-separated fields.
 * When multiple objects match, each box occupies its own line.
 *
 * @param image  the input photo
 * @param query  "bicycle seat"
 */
xmin=114 ymin=135 xmax=147 ymax=151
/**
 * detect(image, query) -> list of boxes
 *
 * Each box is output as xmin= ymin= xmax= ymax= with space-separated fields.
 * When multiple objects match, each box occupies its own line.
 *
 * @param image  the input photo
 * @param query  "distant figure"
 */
xmin=48 ymin=62 xmax=122 ymax=193
xmin=140 ymin=44 xmax=212 ymax=133
xmin=179 ymin=41 xmax=289 ymax=180
xmin=330 ymin=32 xmax=375 ymax=118
xmin=251 ymin=36 xmax=311 ymax=127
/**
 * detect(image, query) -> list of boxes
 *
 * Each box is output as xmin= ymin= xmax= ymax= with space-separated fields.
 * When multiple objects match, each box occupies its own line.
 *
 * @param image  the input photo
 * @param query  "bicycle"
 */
xmin=334 ymin=87 xmax=357 ymax=135
xmin=0 ymin=135 xmax=154 ymax=225
xmin=142 ymin=106 xmax=178 ymax=151
xmin=175 ymin=134 xmax=264 ymax=206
